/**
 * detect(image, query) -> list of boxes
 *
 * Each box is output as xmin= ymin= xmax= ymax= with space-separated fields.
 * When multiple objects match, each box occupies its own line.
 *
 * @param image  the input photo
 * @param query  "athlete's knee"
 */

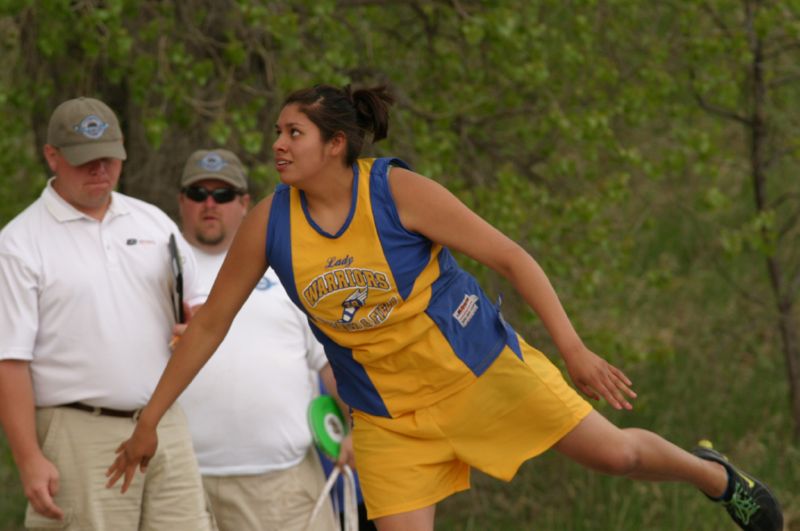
xmin=593 ymin=433 xmax=641 ymax=476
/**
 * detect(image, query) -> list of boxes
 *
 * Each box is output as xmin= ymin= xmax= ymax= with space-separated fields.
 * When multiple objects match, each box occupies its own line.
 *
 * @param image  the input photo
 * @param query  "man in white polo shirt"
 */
xmin=176 ymin=148 xmax=343 ymax=531
xmin=0 ymin=97 xmax=215 ymax=530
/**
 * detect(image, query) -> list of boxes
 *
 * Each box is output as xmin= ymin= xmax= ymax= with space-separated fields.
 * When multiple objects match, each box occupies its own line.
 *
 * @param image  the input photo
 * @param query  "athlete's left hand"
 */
xmin=105 ymin=423 xmax=158 ymax=493
xmin=336 ymin=434 xmax=356 ymax=470
xmin=563 ymin=347 xmax=636 ymax=410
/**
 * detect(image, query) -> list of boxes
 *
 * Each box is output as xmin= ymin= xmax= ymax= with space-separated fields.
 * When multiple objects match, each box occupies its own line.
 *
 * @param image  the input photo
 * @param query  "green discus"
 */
xmin=307 ymin=395 xmax=349 ymax=460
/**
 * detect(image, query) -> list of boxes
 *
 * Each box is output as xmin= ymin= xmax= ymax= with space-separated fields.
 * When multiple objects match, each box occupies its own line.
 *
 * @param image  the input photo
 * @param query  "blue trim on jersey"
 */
xmin=308 ymin=321 xmax=391 ymax=417
xmin=300 ymin=164 xmax=360 ymax=239
xmin=504 ymin=320 xmax=523 ymax=359
xmin=266 ymin=185 xmax=303 ymax=308
xmin=424 ymin=250 xmax=508 ymax=376
xmin=496 ymin=294 xmax=524 ymax=360
xmin=267 ymin=183 xmax=390 ymax=417
xmin=369 ymin=157 xmax=433 ymax=301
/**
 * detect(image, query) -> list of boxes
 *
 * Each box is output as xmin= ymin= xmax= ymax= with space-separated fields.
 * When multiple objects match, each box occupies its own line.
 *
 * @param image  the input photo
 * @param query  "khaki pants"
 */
xmin=26 ymin=405 xmax=215 ymax=531
xmin=202 ymin=449 xmax=337 ymax=531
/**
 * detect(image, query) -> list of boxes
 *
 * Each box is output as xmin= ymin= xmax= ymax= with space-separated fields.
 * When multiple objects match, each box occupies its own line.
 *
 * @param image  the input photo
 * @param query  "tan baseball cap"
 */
xmin=181 ymin=149 xmax=248 ymax=191
xmin=46 ymin=97 xmax=127 ymax=166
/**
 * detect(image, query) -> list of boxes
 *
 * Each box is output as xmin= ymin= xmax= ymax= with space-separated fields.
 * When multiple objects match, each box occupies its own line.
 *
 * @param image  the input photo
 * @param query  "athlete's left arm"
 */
xmin=107 ymin=195 xmax=273 ymax=492
xmin=319 ymin=364 xmax=355 ymax=469
xmin=388 ymin=167 xmax=636 ymax=410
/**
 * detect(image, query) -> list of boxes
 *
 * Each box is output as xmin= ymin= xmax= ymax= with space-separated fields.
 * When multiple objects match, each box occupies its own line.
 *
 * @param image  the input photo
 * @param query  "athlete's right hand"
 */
xmin=563 ymin=346 xmax=636 ymax=410
xmin=19 ymin=452 xmax=64 ymax=520
xmin=105 ymin=424 xmax=158 ymax=494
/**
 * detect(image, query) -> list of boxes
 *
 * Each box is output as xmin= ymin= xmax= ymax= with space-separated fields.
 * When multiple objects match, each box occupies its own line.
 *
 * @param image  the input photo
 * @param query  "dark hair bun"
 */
xmin=351 ymin=85 xmax=393 ymax=142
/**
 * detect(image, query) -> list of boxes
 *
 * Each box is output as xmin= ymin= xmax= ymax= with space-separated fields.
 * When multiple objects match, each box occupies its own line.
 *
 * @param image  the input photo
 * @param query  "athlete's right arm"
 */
xmin=106 ymin=194 xmax=274 ymax=493
xmin=0 ymin=360 xmax=64 ymax=520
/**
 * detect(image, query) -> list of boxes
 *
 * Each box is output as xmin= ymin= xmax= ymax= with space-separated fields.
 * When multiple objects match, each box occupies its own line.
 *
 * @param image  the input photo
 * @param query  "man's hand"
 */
xmin=19 ymin=452 xmax=64 ymax=520
xmin=169 ymin=302 xmax=196 ymax=350
xmin=169 ymin=323 xmax=187 ymax=350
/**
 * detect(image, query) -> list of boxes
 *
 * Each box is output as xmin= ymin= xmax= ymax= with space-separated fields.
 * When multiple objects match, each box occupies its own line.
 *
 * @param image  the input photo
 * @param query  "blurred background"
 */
xmin=1 ymin=1 xmax=798 ymax=529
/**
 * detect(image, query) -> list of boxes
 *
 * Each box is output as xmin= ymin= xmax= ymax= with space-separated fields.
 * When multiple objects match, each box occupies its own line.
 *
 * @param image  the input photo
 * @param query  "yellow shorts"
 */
xmin=352 ymin=340 xmax=592 ymax=520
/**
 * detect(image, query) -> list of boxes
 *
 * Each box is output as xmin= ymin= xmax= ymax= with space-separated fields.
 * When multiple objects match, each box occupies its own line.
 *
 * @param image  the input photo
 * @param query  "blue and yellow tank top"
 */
xmin=267 ymin=158 xmax=521 ymax=418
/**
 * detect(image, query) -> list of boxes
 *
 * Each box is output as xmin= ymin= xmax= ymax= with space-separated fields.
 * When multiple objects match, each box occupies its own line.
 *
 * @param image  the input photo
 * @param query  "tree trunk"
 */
xmin=773 ymin=291 xmax=800 ymax=440
xmin=746 ymin=2 xmax=800 ymax=438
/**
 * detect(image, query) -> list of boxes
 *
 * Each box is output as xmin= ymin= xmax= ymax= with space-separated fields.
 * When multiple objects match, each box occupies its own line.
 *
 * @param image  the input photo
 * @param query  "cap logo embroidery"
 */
xmin=199 ymin=152 xmax=226 ymax=171
xmin=74 ymin=115 xmax=109 ymax=139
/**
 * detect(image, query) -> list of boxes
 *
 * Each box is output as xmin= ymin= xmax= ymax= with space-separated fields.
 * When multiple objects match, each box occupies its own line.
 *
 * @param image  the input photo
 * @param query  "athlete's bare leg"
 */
xmin=553 ymin=410 xmax=727 ymax=496
xmin=374 ymin=503 xmax=435 ymax=531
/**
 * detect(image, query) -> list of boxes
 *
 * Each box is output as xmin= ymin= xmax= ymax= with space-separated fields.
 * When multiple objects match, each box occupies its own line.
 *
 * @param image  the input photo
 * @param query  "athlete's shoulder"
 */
xmin=251 ymin=191 xmax=274 ymax=222
xmin=365 ymin=157 xmax=413 ymax=201
xmin=384 ymin=164 xmax=433 ymax=196
xmin=267 ymin=184 xmax=290 ymax=211
xmin=361 ymin=156 xmax=412 ymax=175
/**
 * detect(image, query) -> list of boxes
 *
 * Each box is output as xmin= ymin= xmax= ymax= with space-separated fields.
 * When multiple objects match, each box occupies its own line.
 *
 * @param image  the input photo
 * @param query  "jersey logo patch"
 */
xmin=302 ymin=266 xmax=398 ymax=331
xmin=338 ymin=287 xmax=368 ymax=323
xmin=453 ymin=294 xmax=479 ymax=327
xmin=302 ymin=267 xmax=390 ymax=308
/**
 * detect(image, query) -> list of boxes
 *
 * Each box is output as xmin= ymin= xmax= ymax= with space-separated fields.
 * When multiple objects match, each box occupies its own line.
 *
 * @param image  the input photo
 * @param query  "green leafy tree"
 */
xmin=674 ymin=0 xmax=800 ymax=438
xmin=0 ymin=1 xmax=796 ymax=529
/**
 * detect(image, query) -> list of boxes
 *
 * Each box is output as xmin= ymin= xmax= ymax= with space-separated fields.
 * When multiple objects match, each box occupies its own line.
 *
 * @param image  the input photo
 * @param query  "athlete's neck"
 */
xmin=303 ymin=166 xmax=355 ymax=234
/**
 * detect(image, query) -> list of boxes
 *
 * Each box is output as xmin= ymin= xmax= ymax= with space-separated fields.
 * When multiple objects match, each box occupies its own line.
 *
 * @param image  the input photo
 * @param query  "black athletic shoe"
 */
xmin=691 ymin=440 xmax=783 ymax=531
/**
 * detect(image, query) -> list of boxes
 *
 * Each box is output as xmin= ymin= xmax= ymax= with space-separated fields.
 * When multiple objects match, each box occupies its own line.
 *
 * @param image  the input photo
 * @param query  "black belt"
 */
xmin=60 ymin=402 xmax=140 ymax=419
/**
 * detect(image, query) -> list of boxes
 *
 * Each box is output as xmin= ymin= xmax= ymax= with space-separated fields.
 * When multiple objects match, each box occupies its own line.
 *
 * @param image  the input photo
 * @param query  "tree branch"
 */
xmin=700 ymin=0 xmax=737 ymax=41
xmin=688 ymin=68 xmax=751 ymax=125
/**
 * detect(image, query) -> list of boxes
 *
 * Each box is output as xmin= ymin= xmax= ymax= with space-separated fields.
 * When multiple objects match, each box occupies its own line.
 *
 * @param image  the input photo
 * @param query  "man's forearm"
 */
xmin=0 ymin=360 xmax=42 ymax=464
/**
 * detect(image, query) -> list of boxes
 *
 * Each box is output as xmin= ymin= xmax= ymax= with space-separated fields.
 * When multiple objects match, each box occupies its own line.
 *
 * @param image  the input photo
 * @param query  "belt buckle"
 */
xmin=91 ymin=406 xmax=102 ymax=417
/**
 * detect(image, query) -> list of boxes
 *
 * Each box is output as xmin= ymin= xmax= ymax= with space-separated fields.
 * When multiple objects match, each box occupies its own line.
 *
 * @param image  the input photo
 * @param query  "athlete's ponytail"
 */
xmin=349 ymin=85 xmax=393 ymax=143
xmin=283 ymin=84 xmax=393 ymax=166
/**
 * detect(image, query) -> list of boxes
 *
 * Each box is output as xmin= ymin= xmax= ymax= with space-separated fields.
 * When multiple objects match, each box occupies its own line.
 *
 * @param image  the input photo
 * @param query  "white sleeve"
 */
xmin=306 ymin=331 xmax=328 ymax=372
xmin=0 ymin=251 xmax=39 ymax=361
xmin=298 ymin=310 xmax=328 ymax=372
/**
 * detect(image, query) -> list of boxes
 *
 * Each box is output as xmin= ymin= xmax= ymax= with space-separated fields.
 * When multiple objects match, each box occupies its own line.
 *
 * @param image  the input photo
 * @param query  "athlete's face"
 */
xmin=272 ymin=103 xmax=344 ymax=187
xmin=44 ymin=145 xmax=122 ymax=220
xmin=178 ymin=178 xmax=250 ymax=253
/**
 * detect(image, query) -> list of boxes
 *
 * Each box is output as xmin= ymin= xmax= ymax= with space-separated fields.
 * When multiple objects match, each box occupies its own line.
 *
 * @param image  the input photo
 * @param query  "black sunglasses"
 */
xmin=182 ymin=186 xmax=242 ymax=204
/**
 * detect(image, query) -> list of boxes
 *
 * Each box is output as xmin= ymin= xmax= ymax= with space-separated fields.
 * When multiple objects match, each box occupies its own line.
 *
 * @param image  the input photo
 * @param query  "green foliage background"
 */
xmin=1 ymin=1 xmax=798 ymax=529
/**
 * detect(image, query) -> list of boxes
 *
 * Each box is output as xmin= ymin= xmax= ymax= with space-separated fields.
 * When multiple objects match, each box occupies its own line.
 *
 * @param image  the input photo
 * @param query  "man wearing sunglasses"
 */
xmin=176 ymin=149 xmax=343 ymax=531
xmin=0 ymin=98 xmax=214 ymax=530
xmin=178 ymin=149 xmax=250 ymax=254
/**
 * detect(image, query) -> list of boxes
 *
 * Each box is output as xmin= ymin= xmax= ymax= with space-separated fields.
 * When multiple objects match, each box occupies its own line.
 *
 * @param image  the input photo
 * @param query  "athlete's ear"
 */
xmin=329 ymin=131 xmax=347 ymax=158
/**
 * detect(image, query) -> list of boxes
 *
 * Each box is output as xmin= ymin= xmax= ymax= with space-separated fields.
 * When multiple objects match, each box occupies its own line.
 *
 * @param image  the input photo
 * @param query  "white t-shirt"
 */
xmin=179 ymin=246 xmax=328 ymax=476
xmin=0 ymin=179 xmax=202 ymax=409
